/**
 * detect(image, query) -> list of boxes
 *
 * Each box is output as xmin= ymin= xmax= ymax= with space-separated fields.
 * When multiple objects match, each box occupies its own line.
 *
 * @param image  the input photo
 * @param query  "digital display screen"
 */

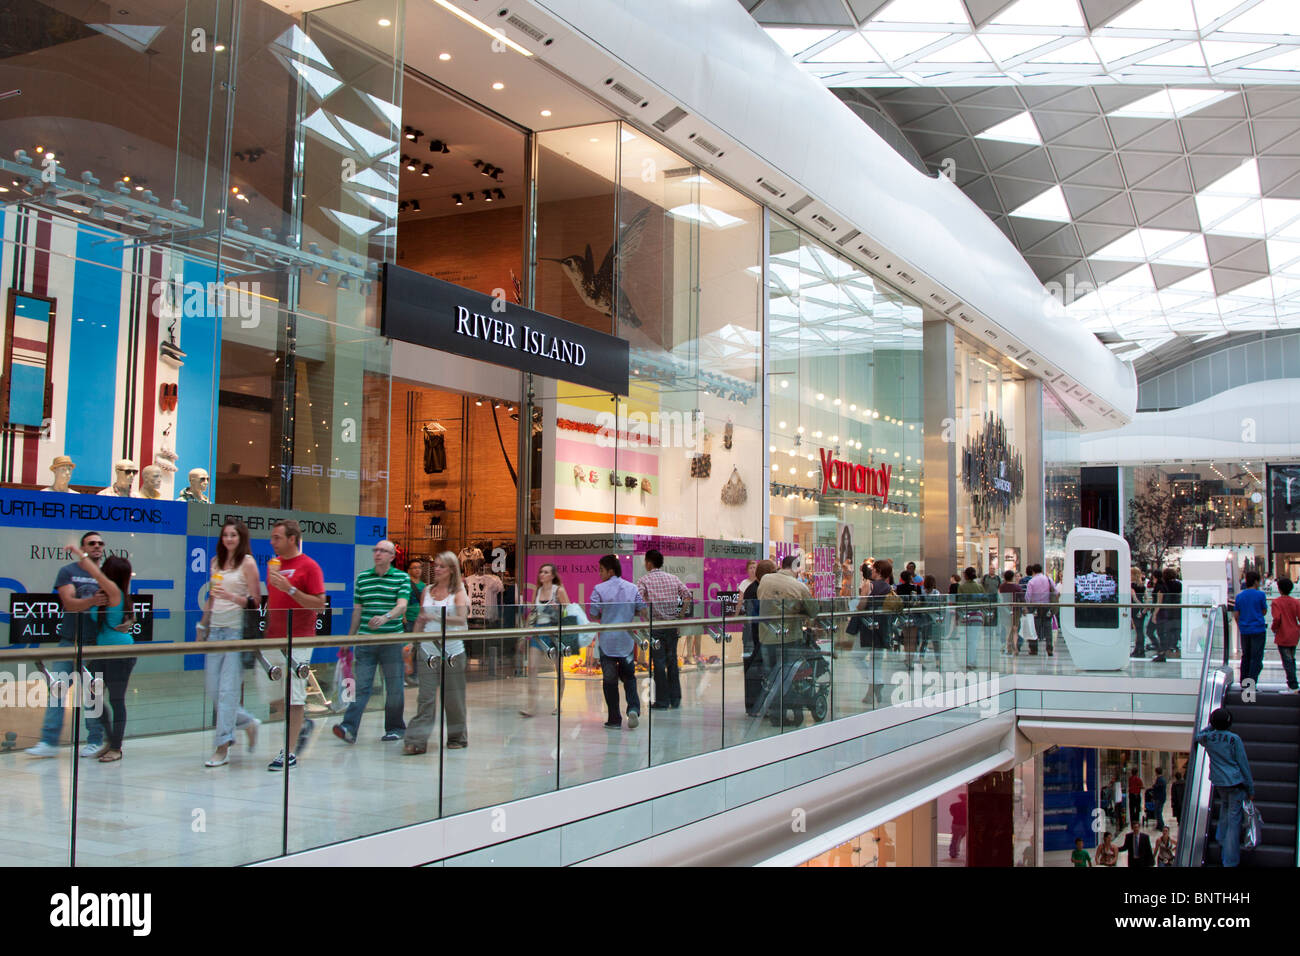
xmin=1074 ymin=549 xmax=1119 ymax=628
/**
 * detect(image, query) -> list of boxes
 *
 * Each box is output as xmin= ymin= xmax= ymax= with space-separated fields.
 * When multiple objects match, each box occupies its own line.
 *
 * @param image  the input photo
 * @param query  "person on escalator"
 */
xmin=1234 ymin=570 xmax=1269 ymax=689
xmin=1195 ymin=707 xmax=1255 ymax=868
xmin=1271 ymin=576 xmax=1300 ymax=692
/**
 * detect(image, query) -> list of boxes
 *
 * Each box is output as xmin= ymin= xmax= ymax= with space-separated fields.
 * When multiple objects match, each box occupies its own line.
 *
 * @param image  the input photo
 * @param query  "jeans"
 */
xmin=1216 ymin=785 xmax=1247 ymax=867
xmin=1034 ymin=609 xmax=1053 ymax=653
xmin=94 ymin=657 xmax=136 ymax=750
xmin=205 ymin=625 xmax=258 ymax=746
xmin=649 ymin=627 xmax=681 ymax=705
xmin=1279 ymin=645 xmax=1298 ymax=689
xmin=599 ymin=652 xmax=639 ymax=724
xmin=341 ymin=642 xmax=407 ymax=736
xmin=1239 ymin=632 xmax=1267 ymax=688
xmin=742 ymin=631 xmax=765 ymax=713
xmin=40 ymin=644 xmax=104 ymax=748
xmin=1133 ymin=610 xmax=1148 ymax=655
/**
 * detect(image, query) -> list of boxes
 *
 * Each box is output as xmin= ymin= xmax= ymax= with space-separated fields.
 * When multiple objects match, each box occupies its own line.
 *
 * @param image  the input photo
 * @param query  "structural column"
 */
xmin=922 ymin=314 xmax=956 ymax=579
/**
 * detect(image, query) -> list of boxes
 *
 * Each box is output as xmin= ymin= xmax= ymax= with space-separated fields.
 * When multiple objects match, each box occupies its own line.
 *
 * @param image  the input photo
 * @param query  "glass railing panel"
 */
xmin=647 ymin=600 xmax=726 ymax=767
xmin=65 ymin=614 xmax=291 ymax=866
xmin=441 ymin=605 xmax=560 ymax=817
xmin=284 ymin=622 xmax=436 ymax=855
xmin=559 ymin=606 xmax=650 ymax=789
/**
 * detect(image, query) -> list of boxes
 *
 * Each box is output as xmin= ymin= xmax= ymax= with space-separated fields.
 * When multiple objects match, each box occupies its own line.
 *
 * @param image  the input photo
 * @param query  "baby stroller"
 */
xmin=755 ymin=627 xmax=832 ymax=726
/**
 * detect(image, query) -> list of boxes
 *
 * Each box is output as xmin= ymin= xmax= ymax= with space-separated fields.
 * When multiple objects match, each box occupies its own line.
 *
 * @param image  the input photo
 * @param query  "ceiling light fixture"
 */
xmin=428 ymin=0 xmax=533 ymax=56
xmin=377 ymin=18 xmax=392 ymax=27
xmin=483 ymin=190 xmax=493 ymax=202
xmin=491 ymin=81 xmax=505 ymax=90
xmin=540 ymin=109 xmax=552 ymax=117
xmin=421 ymin=164 xmax=432 ymax=176
xmin=453 ymin=194 xmax=463 ymax=206
xmin=493 ymin=188 xmax=504 ymax=199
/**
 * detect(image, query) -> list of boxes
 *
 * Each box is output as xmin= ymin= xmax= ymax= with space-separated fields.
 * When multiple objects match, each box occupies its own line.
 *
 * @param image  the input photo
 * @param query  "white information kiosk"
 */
xmin=1178 ymin=548 xmax=1237 ymax=671
xmin=1058 ymin=528 xmax=1131 ymax=670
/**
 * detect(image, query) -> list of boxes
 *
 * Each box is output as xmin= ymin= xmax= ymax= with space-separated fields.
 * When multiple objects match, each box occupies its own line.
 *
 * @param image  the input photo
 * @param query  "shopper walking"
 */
xmin=999 ymin=570 xmax=1024 ymax=655
xmin=405 ymin=551 xmax=470 ymax=753
xmin=956 ymin=566 xmax=985 ymax=667
xmin=756 ymin=556 xmax=820 ymax=712
xmin=588 ymin=555 xmax=646 ymax=730
xmin=1270 ymin=576 xmax=1300 ymax=692
xmin=1151 ymin=567 xmax=1182 ymax=663
xmin=1150 ymin=766 xmax=1167 ymax=831
xmin=1155 ymin=827 xmax=1176 ymax=867
xmin=637 ymin=549 xmax=694 ymax=710
xmin=1127 ymin=767 xmax=1144 ymax=824
xmin=742 ymin=563 xmax=770 ymax=716
xmin=264 ymin=519 xmax=328 ymax=771
xmin=89 ymin=555 xmax=134 ymax=763
xmin=1024 ymin=564 xmax=1057 ymax=656
xmin=1131 ymin=566 xmax=1148 ymax=658
xmin=1171 ymin=771 xmax=1186 ymax=827
xmin=1096 ymin=832 xmax=1118 ymax=867
xmin=1119 ymin=820 xmax=1154 ymax=867
xmin=520 ymin=562 xmax=568 ymax=717
xmin=334 ymin=540 xmax=409 ymax=745
xmin=26 ymin=532 xmax=108 ymax=758
xmin=1195 ymin=708 xmax=1255 ymax=867
xmin=1234 ymin=570 xmax=1269 ymax=689
xmin=198 ymin=520 xmax=261 ymax=767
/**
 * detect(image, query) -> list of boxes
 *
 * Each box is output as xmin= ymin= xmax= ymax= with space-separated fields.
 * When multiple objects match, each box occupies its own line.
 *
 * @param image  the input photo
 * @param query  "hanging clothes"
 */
xmin=423 ymin=427 xmax=446 ymax=474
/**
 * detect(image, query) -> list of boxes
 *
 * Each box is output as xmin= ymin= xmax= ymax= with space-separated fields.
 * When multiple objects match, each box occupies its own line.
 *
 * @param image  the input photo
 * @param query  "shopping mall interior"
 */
xmin=0 ymin=0 xmax=1297 ymax=872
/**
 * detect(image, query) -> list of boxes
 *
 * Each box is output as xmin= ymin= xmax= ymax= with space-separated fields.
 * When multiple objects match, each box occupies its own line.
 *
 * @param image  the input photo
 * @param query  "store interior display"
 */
xmin=44 ymin=456 xmax=76 ymax=494
xmin=98 ymin=460 xmax=137 ymax=498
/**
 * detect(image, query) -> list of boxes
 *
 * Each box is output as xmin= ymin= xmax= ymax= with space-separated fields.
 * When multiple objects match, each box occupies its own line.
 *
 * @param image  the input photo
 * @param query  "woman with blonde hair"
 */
xmin=405 ymin=551 xmax=469 ymax=753
xmin=521 ymin=562 xmax=569 ymax=717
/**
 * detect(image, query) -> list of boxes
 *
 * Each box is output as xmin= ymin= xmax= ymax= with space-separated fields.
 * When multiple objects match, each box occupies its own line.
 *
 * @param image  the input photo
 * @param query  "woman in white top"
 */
xmin=521 ymin=562 xmax=569 ymax=718
xmin=197 ymin=520 xmax=261 ymax=767
xmin=405 ymin=550 xmax=469 ymax=754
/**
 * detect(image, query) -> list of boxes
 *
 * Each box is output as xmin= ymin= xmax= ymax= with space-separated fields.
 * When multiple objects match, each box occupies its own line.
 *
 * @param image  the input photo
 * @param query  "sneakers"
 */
xmin=604 ymin=720 xmax=622 ymax=730
xmin=627 ymin=711 xmax=639 ymax=729
xmin=25 ymin=741 xmax=58 ymax=758
xmin=380 ymin=731 xmax=403 ymax=742
xmin=297 ymin=718 xmax=316 ymax=753
xmin=332 ymin=723 xmax=356 ymax=744
xmin=80 ymin=743 xmax=106 ymax=758
xmin=267 ymin=750 xmax=297 ymax=771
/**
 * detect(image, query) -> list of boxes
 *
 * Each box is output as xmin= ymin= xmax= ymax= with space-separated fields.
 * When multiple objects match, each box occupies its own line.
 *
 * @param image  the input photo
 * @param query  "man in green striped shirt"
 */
xmin=333 ymin=540 xmax=410 ymax=744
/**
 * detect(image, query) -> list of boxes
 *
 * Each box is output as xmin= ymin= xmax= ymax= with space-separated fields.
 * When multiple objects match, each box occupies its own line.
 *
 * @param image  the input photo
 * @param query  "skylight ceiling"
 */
xmin=744 ymin=0 xmax=1300 ymax=363
xmin=749 ymin=0 xmax=1300 ymax=87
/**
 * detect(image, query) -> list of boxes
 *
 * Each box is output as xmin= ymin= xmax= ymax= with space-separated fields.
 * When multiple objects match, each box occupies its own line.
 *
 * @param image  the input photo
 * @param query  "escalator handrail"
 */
xmin=1176 ymin=604 xmax=1230 ymax=867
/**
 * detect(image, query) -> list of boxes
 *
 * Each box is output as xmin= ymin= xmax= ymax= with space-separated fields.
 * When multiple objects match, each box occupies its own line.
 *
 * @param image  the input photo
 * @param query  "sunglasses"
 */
xmin=84 ymin=541 xmax=105 ymax=548
xmin=119 ymin=468 xmax=139 ymax=475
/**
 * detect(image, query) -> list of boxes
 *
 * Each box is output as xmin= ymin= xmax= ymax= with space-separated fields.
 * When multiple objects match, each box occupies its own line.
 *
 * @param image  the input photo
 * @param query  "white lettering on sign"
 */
xmin=818 ymin=448 xmax=892 ymax=502
xmin=454 ymin=307 xmax=586 ymax=369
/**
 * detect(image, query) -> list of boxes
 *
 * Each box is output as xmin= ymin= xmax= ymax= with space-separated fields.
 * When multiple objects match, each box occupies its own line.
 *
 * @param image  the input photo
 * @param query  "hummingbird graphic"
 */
xmin=541 ymin=207 xmax=650 ymax=329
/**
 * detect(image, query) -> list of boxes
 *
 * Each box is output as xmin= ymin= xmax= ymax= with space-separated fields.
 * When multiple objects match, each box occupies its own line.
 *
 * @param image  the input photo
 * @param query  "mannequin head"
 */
xmin=48 ymin=455 xmax=75 ymax=491
xmin=139 ymin=465 xmax=163 ymax=498
xmin=188 ymin=468 xmax=209 ymax=495
xmin=111 ymin=459 xmax=137 ymax=495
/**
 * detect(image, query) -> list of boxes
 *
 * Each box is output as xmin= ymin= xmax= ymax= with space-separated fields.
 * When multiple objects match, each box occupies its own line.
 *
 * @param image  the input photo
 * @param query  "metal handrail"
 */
xmin=1175 ymin=605 xmax=1231 ymax=867
xmin=0 ymin=601 xmax=1218 ymax=662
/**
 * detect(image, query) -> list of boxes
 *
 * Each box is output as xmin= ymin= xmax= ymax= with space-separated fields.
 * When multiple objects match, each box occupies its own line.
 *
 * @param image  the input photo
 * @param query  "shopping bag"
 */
xmin=1242 ymin=797 xmax=1262 ymax=851
xmin=559 ymin=603 xmax=596 ymax=652
xmin=1019 ymin=613 xmax=1037 ymax=643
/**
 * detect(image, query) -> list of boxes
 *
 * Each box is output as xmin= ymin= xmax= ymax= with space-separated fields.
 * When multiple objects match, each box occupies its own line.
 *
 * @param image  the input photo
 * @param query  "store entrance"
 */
xmin=389 ymin=379 xmax=521 ymax=658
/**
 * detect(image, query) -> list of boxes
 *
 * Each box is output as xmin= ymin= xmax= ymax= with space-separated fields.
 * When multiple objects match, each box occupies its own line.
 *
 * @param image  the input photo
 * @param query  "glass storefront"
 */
xmin=767 ymin=218 xmax=924 ymax=594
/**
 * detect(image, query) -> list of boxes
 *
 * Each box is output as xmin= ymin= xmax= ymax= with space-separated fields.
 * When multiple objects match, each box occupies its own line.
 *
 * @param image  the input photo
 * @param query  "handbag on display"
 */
xmin=720 ymin=467 xmax=747 ymax=505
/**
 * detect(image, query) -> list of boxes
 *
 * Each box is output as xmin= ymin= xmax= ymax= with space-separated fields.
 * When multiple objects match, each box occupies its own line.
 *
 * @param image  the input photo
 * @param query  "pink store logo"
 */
xmin=819 ymin=449 xmax=891 ymax=502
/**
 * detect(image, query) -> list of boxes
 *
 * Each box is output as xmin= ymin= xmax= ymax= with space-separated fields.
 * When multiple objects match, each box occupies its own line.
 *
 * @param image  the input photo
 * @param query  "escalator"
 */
xmin=1201 ymin=689 xmax=1299 ymax=867
xmin=1177 ymin=606 xmax=1300 ymax=867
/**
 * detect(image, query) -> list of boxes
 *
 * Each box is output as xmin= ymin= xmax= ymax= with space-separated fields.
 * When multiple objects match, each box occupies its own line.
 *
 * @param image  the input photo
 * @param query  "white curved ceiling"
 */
xmin=747 ymin=0 xmax=1300 ymax=362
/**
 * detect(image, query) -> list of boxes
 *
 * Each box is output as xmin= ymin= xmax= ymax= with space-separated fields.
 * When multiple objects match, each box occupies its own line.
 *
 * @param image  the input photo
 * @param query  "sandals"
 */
xmin=402 ymin=743 xmax=427 ymax=756
xmin=97 ymin=749 xmax=123 ymax=763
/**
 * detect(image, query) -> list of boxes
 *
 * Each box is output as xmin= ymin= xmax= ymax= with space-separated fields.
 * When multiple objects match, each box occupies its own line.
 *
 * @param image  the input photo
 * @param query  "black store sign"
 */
xmin=381 ymin=264 xmax=630 ymax=395
xmin=1268 ymin=463 xmax=1300 ymax=554
xmin=245 ymin=595 xmax=333 ymax=638
xmin=9 ymin=593 xmax=155 ymax=644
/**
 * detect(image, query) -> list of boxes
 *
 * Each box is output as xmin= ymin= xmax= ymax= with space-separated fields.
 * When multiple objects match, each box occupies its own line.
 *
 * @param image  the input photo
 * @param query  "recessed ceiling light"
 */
xmin=491 ymin=81 xmax=505 ymax=90
xmin=438 ymin=52 xmax=451 ymax=61
xmin=377 ymin=18 xmax=391 ymax=27
xmin=540 ymin=109 xmax=552 ymax=117
xmin=214 ymin=43 xmax=225 ymax=51
xmin=589 ymin=137 xmax=599 ymax=143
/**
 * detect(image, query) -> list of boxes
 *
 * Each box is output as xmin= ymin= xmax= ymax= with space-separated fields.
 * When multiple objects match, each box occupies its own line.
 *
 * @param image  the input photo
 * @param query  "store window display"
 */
xmin=138 ymin=465 xmax=165 ymax=500
xmin=98 ymin=460 xmax=137 ymax=498
xmin=178 ymin=469 xmax=211 ymax=503
xmin=44 ymin=456 xmax=77 ymax=494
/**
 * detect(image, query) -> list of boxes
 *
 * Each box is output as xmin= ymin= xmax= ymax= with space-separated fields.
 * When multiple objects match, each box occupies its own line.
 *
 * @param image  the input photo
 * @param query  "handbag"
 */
xmin=1241 ymin=797 xmax=1262 ymax=850
xmin=883 ymin=588 xmax=903 ymax=614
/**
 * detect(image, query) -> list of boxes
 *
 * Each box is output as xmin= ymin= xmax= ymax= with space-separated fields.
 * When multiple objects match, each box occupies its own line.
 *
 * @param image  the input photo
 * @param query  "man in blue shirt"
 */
xmin=1195 ymin=708 xmax=1255 ymax=867
xmin=588 ymin=555 xmax=647 ymax=730
xmin=1234 ymin=570 xmax=1269 ymax=688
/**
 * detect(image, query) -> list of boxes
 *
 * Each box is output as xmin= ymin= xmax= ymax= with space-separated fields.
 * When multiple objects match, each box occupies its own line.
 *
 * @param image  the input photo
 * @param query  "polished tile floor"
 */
xmin=0 ymin=627 xmax=1229 ymax=867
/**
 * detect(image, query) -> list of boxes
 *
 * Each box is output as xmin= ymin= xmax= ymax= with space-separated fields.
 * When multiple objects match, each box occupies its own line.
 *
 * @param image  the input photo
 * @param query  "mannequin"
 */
xmin=177 ymin=467 xmax=210 ymax=503
xmin=139 ymin=464 xmax=164 ymax=499
xmin=43 ymin=456 xmax=78 ymax=493
xmin=97 ymin=459 xmax=137 ymax=497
